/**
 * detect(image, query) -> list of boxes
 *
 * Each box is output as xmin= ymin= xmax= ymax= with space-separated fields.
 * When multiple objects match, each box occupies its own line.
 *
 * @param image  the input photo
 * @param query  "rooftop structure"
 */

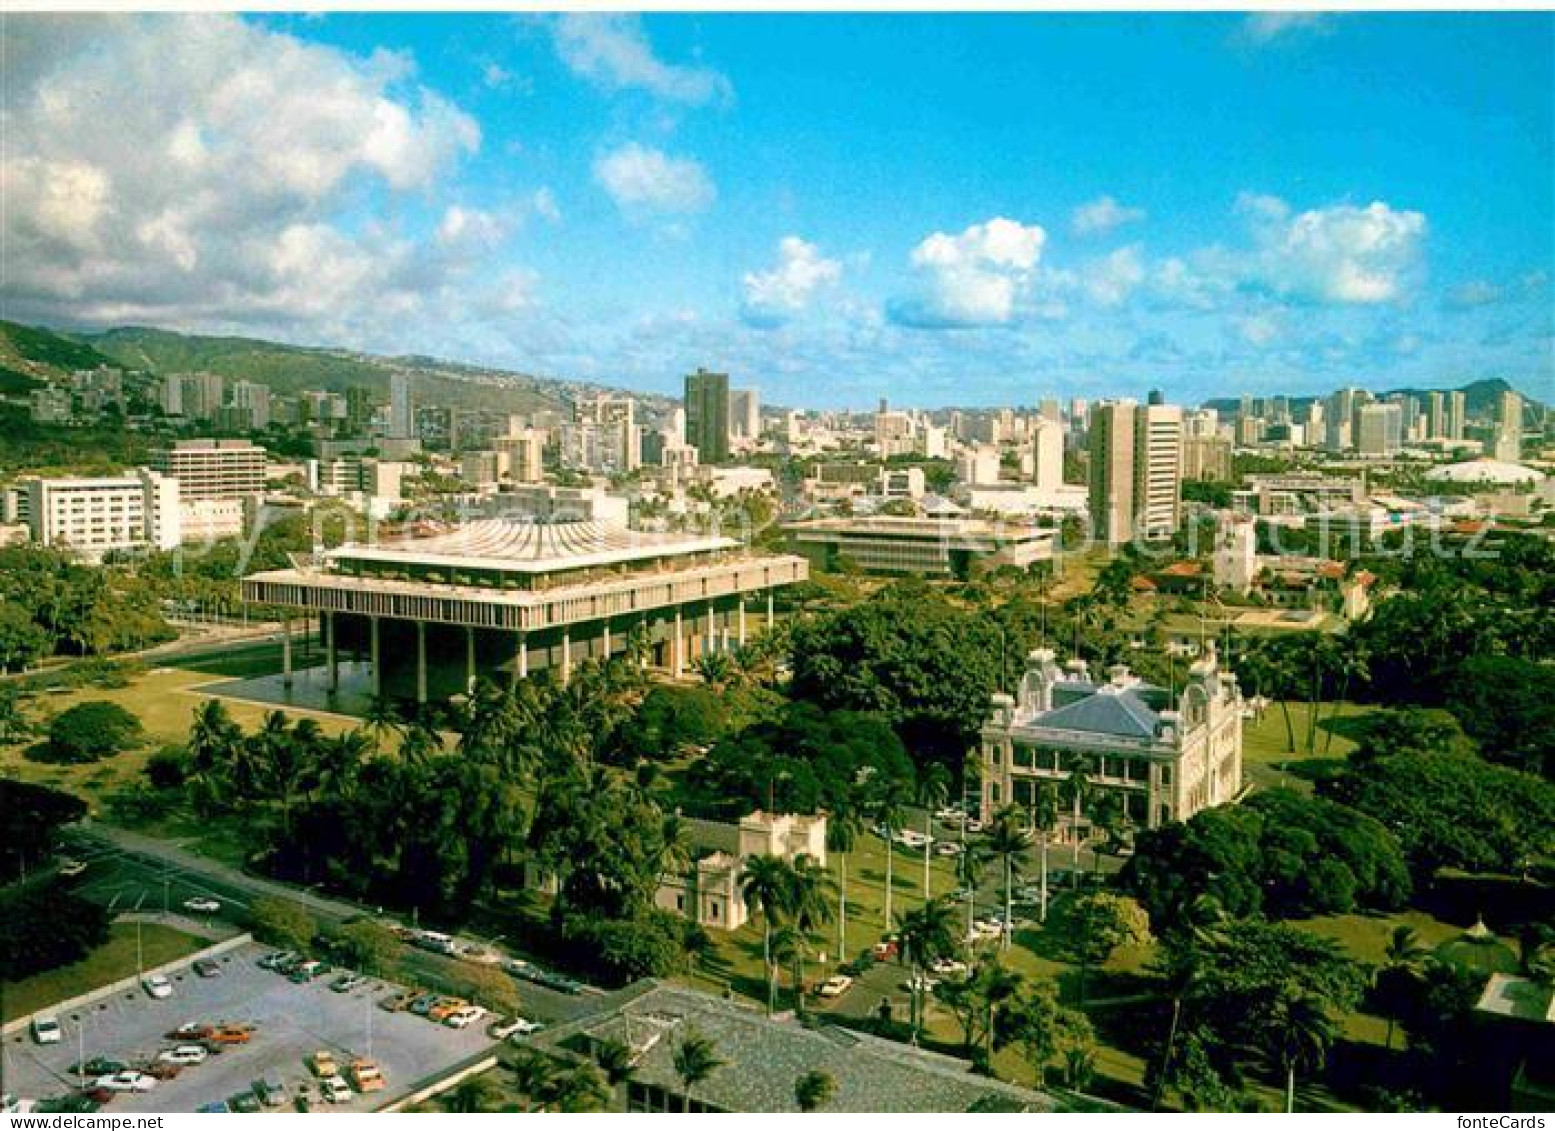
xmin=525 ymin=980 xmax=1076 ymax=1112
xmin=242 ymin=517 xmax=806 ymax=703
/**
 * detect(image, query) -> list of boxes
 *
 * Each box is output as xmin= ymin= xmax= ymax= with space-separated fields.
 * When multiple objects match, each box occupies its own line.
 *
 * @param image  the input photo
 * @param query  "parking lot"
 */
xmin=4 ymin=942 xmax=496 ymax=1113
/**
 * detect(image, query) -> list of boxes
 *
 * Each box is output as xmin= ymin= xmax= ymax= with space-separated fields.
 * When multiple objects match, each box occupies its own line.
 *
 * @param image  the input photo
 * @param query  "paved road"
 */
xmin=60 ymin=828 xmax=600 ymax=1027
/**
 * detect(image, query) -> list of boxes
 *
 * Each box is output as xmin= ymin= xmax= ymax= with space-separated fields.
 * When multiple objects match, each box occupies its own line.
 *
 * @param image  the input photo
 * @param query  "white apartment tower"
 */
xmin=1089 ymin=398 xmax=1184 ymax=546
xmin=389 ymin=372 xmax=414 ymax=440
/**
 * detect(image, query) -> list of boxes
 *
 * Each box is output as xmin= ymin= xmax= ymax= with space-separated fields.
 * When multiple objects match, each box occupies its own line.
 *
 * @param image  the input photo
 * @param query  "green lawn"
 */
xmin=3 ymin=922 xmax=206 ymax=1018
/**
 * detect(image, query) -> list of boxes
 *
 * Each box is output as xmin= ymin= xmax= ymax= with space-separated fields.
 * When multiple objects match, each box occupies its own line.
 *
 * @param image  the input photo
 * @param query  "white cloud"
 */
xmin=889 ymin=217 xmax=1047 ymax=328
xmin=1237 ymin=193 xmax=1427 ymax=304
xmin=1444 ymin=279 xmax=1503 ymax=310
xmin=741 ymin=236 xmax=843 ymax=328
xmin=1241 ymin=13 xmax=1333 ymax=45
xmin=1 ymin=14 xmax=489 ymax=339
xmin=531 ymin=187 xmax=561 ymax=224
xmin=593 ymin=143 xmax=715 ymax=215
xmin=1071 ymin=195 xmax=1144 ymax=236
xmin=1082 ymin=245 xmax=1146 ymax=306
xmin=551 ymin=14 xmax=731 ymax=106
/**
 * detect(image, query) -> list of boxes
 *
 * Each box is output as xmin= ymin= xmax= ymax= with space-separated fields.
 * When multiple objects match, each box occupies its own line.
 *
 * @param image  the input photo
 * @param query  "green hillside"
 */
xmin=0 ymin=320 xmax=123 ymax=380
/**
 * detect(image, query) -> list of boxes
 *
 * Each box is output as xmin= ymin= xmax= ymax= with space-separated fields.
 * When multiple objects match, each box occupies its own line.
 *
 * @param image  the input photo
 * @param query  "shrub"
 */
xmin=45 ymin=700 xmax=143 ymax=763
xmin=0 ymin=883 xmax=111 ymax=980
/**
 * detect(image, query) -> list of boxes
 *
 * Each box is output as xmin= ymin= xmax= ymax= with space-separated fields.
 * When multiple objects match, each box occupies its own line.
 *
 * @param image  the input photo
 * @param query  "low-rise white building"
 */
xmin=11 ymin=469 xmax=180 ymax=560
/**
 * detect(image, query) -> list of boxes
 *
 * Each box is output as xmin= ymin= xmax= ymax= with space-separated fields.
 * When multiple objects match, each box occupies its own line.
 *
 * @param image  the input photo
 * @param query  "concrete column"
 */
xmin=561 ymin=626 xmax=572 ymax=685
xmin=707 ymin=602 xmax=716 ymax=655
xmin=281 ymin=616 xmax=294 ymax=689
xmin=602 ymin=619 xmax=611 ymax=660
xmin=738 ymin=602 xmax=747 ymax=647
xmin=766 ymin=591 xmax=775 ymax=629
xmin=369 ymin=616 xmax=382 ymax=699
xmin=518 ymin=632 xmax=529 ymax=680
xmin=673 ymin=608 xmax=684 ymax=677
xmin=415 ymin=621 xmax=427 ymax=705
xmin=465 ymin=626 xmax=476 ymax=695
xmin=326 ymin=611 xmax=339 ymax=691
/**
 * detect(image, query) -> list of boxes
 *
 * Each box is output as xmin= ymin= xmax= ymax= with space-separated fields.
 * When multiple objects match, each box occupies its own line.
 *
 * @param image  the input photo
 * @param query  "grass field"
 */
xmin=3 ymin=922 xmax=206 ymax=1019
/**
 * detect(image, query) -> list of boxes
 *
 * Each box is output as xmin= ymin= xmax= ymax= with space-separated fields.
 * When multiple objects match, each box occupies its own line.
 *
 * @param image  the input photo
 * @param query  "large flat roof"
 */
xmin=785 ymin=516 xmax=1056 ymax=542
xmin=327 ymin=518 xmax=740 ymax=574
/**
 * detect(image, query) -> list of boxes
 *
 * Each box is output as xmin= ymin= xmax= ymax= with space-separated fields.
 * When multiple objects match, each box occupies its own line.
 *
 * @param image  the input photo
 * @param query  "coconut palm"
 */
xmin=1029 ymin=781 xmax=1059 ymax=923
xmin=895 ymin=897 xmax=958 ymax=1044
xmin=1264 ymin=984 xmax=1337 ymax=1114
xmin=787 ymin=853 xmax=835 ymax=1012
xmin=916 ymin=762 xmax=951 ymax=900
xmin=984 ymin=806 xmax=1030 ymax=951
xmin=742 ymin=854 xmax=795 ymax=1015
xmin=592 ymin=1038 xmax=637 ymax=1091
xmin=955 ymin=838 xmax=987 ymax=943
xmin=794 ymin=1069 xmax=836 ymax=1112
xmin=871 ymin=781 xmax=910 ymax=930
xmin=362 ymin=694 xmax=404 ymax=755
xmin=1061 ymin=754 xmax=1094 ymax=884
xmin=826 ymin=806 xmax=863 ymax=963
xmin=1379 ymin=925 xmax=1429 ymax=1051
xmin=672 ymin=1028 xmax=724 ymax=1113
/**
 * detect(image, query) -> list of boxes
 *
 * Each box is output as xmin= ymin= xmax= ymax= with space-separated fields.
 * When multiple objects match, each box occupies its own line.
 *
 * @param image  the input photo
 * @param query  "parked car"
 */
xmin=413 ymin=931 xmax=457 ymax=956
xmin=816 ymin=974 xmax=854 ymax=998
xmin=935 ymin=841 xmax=964 ymax=856
xmin=428 ymin=997 xmax=470 ymax=1022
xmin=347 ymin=1059 xmax=385 ymax=1093
xmin=32 ymin=1017 xmax=63 ymax=1045
xmin=929 ymin=957 xmax=969 ymax=978
xmin=206 ymin=1025 xmax=254 ymax=1046
xmin=157 ymin=1045 xmax=208 ymax=1066
xmin=256 ymin=1074 xmax=287 ymax=1107
xmin=68 ymin=1059 xmax=126 ymax=1079
xmin=489 ymin=1016 xmax=542 ymax=1040
xmin=2 ymin=1093 xmax=36 ymax=1115
xmin=94 ymin=1072 xmax=156 ymax=1094
xmin=289 ymin=960 xmax=327 ymax=983
xmin=183 ymin=897 xmax=221 ymax=914
xmin=380 ymin=989 xmax=421 ymax=1013
xmin=870 ymin=939 xmax=899 ymax=961
xmin=195 ymin=1102 xmax=230 ymax=1113
xmin=58 ymin=859 xmax=88 ymax=877
xmin=228 ymin=1092 xmax=262 ymax=1114
xmin=310 ymin=1051 xmax=339 ymax=1078
xmin=165 ymin=1023 xmax=211 ymax=1041
xmin=258 ymin=951 xmax=297 ymax=971
xmin=139 ymin=1063 xmax=181 ymax=1081
xmin=142 ymin=974 xmax=173 ymax=999
xmin=193 ymin=959 xmax=222 ymax=978
xmin=408 ymin=993 xmax=441 ymax=1016
xmin=443 ymin=1005 xmax=487 ymax=1029
xmin=329 ymin=973 xmax=368 ymax=993
xmin=320 ymin=1076 xmax=352 ymax=1105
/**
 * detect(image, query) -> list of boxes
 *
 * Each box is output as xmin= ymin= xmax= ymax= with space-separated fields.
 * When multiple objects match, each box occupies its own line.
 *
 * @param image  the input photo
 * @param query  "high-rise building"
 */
xmin=730 ymin=388 xmax=761 ymax=441
xmin=1427 ymin=391 xmax=1446 ymax=439
xmin=1029 ymin=418 xmax=1063 ymax=490
xmin=571 ymin=394 xmax=641 ymax=473
xmin=494 ymin=427 xmax=546 ymax=483
xmin=1325 ymin=387 xmax=1359 ymax=452
xmin=17 ymin=469 xmax=181 ymax=559
xmin=389 ymin=372 xmax=414 ymax=440
xmin=684 ymin=368 xmax=730 ymax=465
xmin=1446 ymin=390 xmax=1467 ymax=441
xmin=178 ymin=373 xmax=225 ymax=421
xmin=149 ymin=439 xmax=266 ymax=501
xmin=1356 ymin=402 xmax=1404 ymax=456
xmin=1494 ymin=390 xmax=1523 ymax=462
xmin=1089 ymin=399 xmax=1184 ymax=546
xmin=230 ymin=381 xmax=271 ymax=431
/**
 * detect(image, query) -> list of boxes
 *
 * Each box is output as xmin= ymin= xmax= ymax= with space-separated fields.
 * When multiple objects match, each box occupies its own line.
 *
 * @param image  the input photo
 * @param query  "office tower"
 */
xmin=1089 ymin=400 xmax=1183 ymax=546
xmin=730 ymin=388 xmax=761 ymax=440
xmin=159 ymin=374 xmax=183 ymax=417
xmin=684 ymin=368 xmax=730 ymax=464
xmin=1325 ymin=387 xmax=1358 ymax=452
xmin=150 ymin=439 xmax=265 ymax=500
xmin=1428 ymin=391 xmax=1445 ymax=439
xmin=494 ymin=426 xmax=546 ymax=483
xmin=1494 ymin=390 xmax=1523 ymax=462
xmin=230 ymin=381 xmax=271 ymax=431
xmin=1030 ymin=419 xmax=1063 ymax=490
xmin=1446 ymin=391 xmax=1467 ymax=441
xmin=1356 ymin=402 xmax=1404 ymax=456
xmin=389 ymin=372 xmax=414 ymax=439
xmin=179 ymin=373 xmax=225 ymax=421
xmin=1040 ymin=398 xmax=1061 ymax=424
xmin=573 ymin=394 xmax=641 ymax=473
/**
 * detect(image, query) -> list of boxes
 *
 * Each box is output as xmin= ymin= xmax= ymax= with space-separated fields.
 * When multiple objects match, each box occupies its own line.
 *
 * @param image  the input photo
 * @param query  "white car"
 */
xmin=935 ymin=841 xmax=964 ymax=856
xmin=320 ymin=1076 xmax=353 ymax=1105
xmin=157 ymin=1045 xmax=208 ymax=1066
xmin=443 ymin=1005 xmax=487 ymax=1029
xmin=490 ymin=1016 xmax=542 ymax=1040
xmin=31 ymin=1017 xmax=62 ymax=1045
xmin=2 ymin=1093 xmax=37 ymax=1114
xmin=816 ymin=974 xmax=854 ymax=999
xmin=142 ymin=974 xmax=173 ymax=999
xmin=183 ymin=897 xmax=221 ymax=914
xmin=95 ymin=1072 xmax=157 ymax=1093
xmin=930 ymin=957 xmax=969 ymax=978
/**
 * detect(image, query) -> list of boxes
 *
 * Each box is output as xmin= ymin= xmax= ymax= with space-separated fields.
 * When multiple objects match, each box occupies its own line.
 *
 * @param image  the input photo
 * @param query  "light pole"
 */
xmin=76 ymin=1016 xmax=87 ymax=1089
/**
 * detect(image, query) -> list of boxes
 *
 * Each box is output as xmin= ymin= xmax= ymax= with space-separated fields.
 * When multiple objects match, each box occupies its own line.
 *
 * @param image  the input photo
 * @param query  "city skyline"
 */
xmin=4 ymin=12 xmax=1552 ymax=410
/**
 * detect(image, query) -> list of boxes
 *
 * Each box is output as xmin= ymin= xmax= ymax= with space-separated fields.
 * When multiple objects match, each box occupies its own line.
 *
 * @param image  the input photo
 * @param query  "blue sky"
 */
xmin=4 ymin=12 xmax=1551 ymax=407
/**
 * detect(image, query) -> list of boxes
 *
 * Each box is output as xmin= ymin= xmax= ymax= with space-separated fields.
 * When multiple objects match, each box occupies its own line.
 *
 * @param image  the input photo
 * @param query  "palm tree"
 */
xmin=896 ymin=898 xmax=958 ymax=1044
xmin=787 ymin=853 xmax=835 ymax=1013
xmin=1379 ymin=925 xmax=1429 ymax=1051
xmin=972 ymin=960 xmax=1025 ymax=1065
xmin=1030 ymin=781 xmax=1059 ymax=923
xmin=1264 ymin=984 xmax=1336 ymax=1114
xmin=984 ymin=806 xmax=1030 ymax=951
xmin=555 ymin=1064 xmax=612 ymax=1112
xmin=672 ymin=1027 xmax=724 ymax=1113
xmin=872 ymin=781 xmax=909 ymax=931
xmin=592 ymin=1037 xmax=638 ymax=1093
xmin=445 ymin=1073 xmax=504 ymax=1112
xmin=742 ymin=854 xmax=795 ymax=1015
xmin=826 ymin=807 xmax=863 ymax=963
xmin=794 ymin=1069 xmax=836 ymax=1112
xmin=363 ymin=694 xmax=404 ymax=755
xmin=955 ymin=838 xmax=987 ymax=943
xmin=916 ymin=763 xmax=951 ymax=900
xmin=187 ymin=698 xmax=242 ymax=807
xmin=1061 ymin=755 xmax=1094 ymax=885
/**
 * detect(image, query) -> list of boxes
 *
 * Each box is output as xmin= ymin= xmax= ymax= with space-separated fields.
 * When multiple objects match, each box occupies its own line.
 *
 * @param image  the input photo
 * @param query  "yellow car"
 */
xmin=427 ymin=997 xmax=469 ymax=1022
xmin=347 ymin=1059 xmax=385 ymax=1093
xmin=309 ymin=1051 xmax=338 ymax=1079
